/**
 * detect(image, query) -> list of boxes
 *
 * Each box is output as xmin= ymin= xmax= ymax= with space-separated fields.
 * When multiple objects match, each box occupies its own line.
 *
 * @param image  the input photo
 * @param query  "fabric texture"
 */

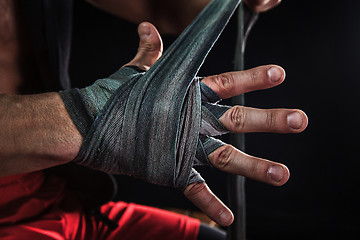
xmin=0 ymin=175 xmax=200 ymax=240
xmin=0 ymin=172 xmax=65 ymax=226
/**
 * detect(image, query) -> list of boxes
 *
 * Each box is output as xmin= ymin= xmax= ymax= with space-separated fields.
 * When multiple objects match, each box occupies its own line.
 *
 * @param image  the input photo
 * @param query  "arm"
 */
xmin=0 ymin=22 xmax=162 ymax=177
xmin=0 ymin=93 xmax=82 ymax=176
xmin=0 ymin=22 xmax=307 ymax=226
xmin=86 ymin=0 xmax=210 ymax=34
xmin=85 ymin=0 xmax=281 ymax=35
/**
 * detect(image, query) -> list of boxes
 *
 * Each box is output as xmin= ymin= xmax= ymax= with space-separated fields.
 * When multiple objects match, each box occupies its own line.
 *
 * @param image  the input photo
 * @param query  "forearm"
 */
xmin=0 ymin=93 xmax=82 ymax=176
xmin=86 ymin=0 xmax=210 ymax=34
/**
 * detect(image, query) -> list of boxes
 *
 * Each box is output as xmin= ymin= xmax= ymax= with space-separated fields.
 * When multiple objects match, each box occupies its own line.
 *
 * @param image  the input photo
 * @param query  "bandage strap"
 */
xmin=63 ymin=0 xmax=241 ymax=189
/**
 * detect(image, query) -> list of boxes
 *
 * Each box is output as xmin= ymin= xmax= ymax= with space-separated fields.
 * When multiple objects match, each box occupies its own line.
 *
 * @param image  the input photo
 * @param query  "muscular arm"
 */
xmin=0 ymin=22 xmax=162 ymax=177
xmin=86 ymin=0 xmax=281 ymax=34
xmin=0 ymin=93 xmax=82 ymax=176
xmin=0 ymin=20 xmax=307 ymax=226
xmin=86 ymin=0 xmax=210 ymax=34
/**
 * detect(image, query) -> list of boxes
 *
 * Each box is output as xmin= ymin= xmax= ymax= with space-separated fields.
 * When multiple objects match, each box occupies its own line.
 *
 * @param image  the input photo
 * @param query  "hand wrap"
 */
xmin=60 ymin=0 xmax=241 ymax=189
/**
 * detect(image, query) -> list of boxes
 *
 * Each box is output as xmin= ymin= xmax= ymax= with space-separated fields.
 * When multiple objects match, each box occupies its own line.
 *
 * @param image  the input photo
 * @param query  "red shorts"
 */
xmin=0 ymin=172 xmax=200 ymax=240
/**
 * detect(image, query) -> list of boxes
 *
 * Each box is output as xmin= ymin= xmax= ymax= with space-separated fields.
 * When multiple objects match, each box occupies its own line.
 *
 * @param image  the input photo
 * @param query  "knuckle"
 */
xmin=248 ymin=70 xmax=260 ymax=90
xmin=249 ymin=158 xmax=260 ymax=177
xmin=185 ymin=183 xmax=206 ymax=197
xmin=213 ymin=145 xmax=234 ymax=169
xmin=141 ymin=42 xmax=155 ymax=52
xmin=214 ymin=73 xmax=235 ymax=96
xmin=229 ymin=106 xmax=246 ymax=131
xmin=265 ymin=110 xmax=276 ymax=129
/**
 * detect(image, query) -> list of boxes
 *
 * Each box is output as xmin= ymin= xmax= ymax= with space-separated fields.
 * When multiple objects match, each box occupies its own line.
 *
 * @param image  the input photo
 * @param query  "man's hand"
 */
xmin=126 ymin=22 xmax=308 ymax=226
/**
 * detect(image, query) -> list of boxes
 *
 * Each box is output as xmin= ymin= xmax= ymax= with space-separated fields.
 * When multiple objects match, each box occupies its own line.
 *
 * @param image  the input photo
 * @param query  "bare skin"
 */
xmin=0 ymin=0 xmax=306 ymax=227
xmin=86 ymin=0 xmax=211 ymax=34
xmin=0 ymin=0 xmax=82 ymax=175
xmin=244 ymin=0 xmax=282 ymax=12
xmin=86 ymin=0 xmax=282 ymax=34
xmin=0 ymin=0 xmax=22 ymax=94
xmin=0 ymin=93 xmax=82 ymax=176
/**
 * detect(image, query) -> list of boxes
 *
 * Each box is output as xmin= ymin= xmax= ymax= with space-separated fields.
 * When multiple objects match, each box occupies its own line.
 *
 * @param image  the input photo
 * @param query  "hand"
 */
xmin=126 ymin=22 xmax=308 ymax=226
xmin=244 ymin=0 xmax=282 ymax=12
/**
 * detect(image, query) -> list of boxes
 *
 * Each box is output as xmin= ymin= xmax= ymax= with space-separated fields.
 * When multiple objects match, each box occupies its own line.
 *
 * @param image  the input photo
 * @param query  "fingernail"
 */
xmin=287 ymin=111 xmax=303 ymax=129
xmin=267 ymin=165 xmax=284 ymax=182
xmin=139 ymin=23 xmax=151 ymax=39
xmin=267 ymin=67 xmax=283 ymax=83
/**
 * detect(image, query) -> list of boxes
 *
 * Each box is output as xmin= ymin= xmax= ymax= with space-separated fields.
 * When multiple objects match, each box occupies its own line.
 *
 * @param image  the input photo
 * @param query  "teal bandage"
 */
xmin=60 ymin=0 xmax=241 ymax=189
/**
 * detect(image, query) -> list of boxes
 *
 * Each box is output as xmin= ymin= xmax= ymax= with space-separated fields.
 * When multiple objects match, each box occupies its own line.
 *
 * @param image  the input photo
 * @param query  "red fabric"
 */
xmin=80 ymin=202 xmax=200 ymax=240
xmin=0 ymin=172 xmax=200 ymax=240
xmin=0 ymin=172 xmax=65 ymax=225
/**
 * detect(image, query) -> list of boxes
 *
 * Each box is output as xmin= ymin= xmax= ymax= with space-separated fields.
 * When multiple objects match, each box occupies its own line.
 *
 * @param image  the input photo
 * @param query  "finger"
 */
xmin=244 ymin=0 xmax=281 ymax=12
xmin=184 ymin=182 xmax=234 ymax=226
xmin=208 ymin=145 xmax=290 ymax=186
xmin=219 ymin=107 xmax=308 ymax=133
xmin=124 ymin=22 xmax=163 ymax=70
xmin=201 ymin=65 xmax=285 ymax=99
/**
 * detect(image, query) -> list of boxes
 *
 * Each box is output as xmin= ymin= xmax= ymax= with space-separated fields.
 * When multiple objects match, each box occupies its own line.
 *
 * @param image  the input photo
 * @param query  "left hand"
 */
xmin=126 ymin=22 xmax=308 ymax=226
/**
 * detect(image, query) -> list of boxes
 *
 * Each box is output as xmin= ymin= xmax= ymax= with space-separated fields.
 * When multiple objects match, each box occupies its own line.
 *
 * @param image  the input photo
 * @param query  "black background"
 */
xmin=70 ymin=1 xmax=360 ymax=239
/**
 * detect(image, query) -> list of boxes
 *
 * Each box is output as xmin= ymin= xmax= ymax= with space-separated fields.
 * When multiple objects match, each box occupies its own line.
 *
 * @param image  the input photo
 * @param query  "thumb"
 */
xmin=124 ymin=22 xmax=163 ymax=71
